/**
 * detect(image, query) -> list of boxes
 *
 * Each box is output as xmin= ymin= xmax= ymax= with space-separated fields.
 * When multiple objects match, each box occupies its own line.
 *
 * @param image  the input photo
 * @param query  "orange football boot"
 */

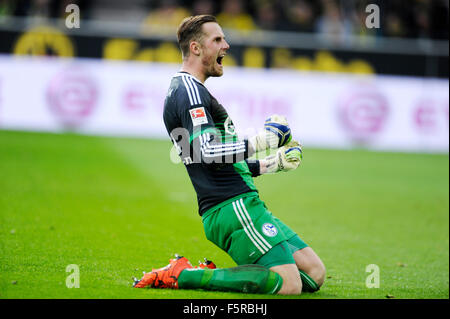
xmin=133 ymin=254 xmax=193 ymax=289
xmin=195 ymin=258 xmax=217 ymax=269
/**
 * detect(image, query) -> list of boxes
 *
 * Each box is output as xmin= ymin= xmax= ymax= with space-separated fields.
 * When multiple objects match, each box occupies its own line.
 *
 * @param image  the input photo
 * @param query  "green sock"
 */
xmin=299 ymin=269 xmax=320 ymax=292
xmin=178 ymin=265 xmax=283 ymax=294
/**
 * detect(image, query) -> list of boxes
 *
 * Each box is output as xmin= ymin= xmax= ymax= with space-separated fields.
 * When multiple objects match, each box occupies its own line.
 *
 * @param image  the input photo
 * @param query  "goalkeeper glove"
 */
xmin=249 ymin=115 xmax=292 ymax=154
xmin=263 ymin=140 xmax=303 ymax=174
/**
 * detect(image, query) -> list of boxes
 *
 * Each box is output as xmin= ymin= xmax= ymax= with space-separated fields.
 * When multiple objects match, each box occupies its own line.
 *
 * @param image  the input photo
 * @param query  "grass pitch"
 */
xmin=0 ymin=130 xmax=448 ymax=299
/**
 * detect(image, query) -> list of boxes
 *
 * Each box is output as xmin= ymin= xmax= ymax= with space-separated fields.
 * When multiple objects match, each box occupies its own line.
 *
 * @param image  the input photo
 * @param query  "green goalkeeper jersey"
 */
xmin=163 ymin=72 xmax=260 ymax=216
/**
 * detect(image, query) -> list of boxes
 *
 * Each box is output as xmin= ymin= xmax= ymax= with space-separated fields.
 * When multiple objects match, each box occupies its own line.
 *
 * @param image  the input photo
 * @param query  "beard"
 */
xmin=201 ymin=54 xmax=223 ymax=78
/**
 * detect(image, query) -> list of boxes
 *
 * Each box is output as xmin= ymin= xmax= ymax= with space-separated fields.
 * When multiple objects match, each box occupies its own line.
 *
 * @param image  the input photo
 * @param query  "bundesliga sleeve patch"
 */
xmin=189 ymin=107 xmax=208 ymax=126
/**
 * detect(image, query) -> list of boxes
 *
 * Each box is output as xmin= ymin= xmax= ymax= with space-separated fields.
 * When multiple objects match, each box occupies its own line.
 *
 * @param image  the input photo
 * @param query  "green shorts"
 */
xmin=202 ymin=192 xmax=308 ymax=266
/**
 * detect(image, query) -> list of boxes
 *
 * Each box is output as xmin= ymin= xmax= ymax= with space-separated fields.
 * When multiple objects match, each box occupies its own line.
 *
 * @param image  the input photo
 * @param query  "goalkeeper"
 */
xmin=133 ymin=15 xmax=326 ymax=295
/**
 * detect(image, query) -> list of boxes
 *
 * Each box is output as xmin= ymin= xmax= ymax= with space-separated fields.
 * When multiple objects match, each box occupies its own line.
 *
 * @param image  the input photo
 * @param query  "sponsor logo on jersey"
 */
xmin=189 ymin=107 xmax=208 ymax=126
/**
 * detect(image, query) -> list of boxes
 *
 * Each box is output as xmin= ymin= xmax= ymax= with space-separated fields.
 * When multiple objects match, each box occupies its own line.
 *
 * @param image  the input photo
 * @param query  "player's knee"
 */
xmin=271 ymin=264 xmax=303 ymax=295
xmin=311 ymin=262 xmax=326 ymax=287
xmin=293 ymin=247 xmax=327 ymax=286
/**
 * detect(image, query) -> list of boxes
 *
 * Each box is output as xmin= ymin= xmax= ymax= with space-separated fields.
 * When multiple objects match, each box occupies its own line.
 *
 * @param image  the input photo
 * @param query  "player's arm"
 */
xmin=195 ymin=129 xmax=251 ymax=166
xmin=193 ymin=111 xmax=294 ymax=164
xmin=191 ymin=115 xmax=294 ymax=167
xmin=175 ymin=85 xmax=251 ymax=166
xmin=173 ymin=80 xmax=292 ymax=166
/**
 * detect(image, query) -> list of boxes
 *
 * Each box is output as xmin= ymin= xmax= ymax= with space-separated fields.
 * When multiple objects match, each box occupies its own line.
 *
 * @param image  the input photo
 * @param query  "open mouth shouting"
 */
xmin=216 ymin=53 xmax=225 ymax=66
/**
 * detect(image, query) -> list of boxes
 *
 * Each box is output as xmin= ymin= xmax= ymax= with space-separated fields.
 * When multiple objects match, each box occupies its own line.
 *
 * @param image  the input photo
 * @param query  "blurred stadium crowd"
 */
xmin=0 ymin=0 xmax=448 ymax=40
